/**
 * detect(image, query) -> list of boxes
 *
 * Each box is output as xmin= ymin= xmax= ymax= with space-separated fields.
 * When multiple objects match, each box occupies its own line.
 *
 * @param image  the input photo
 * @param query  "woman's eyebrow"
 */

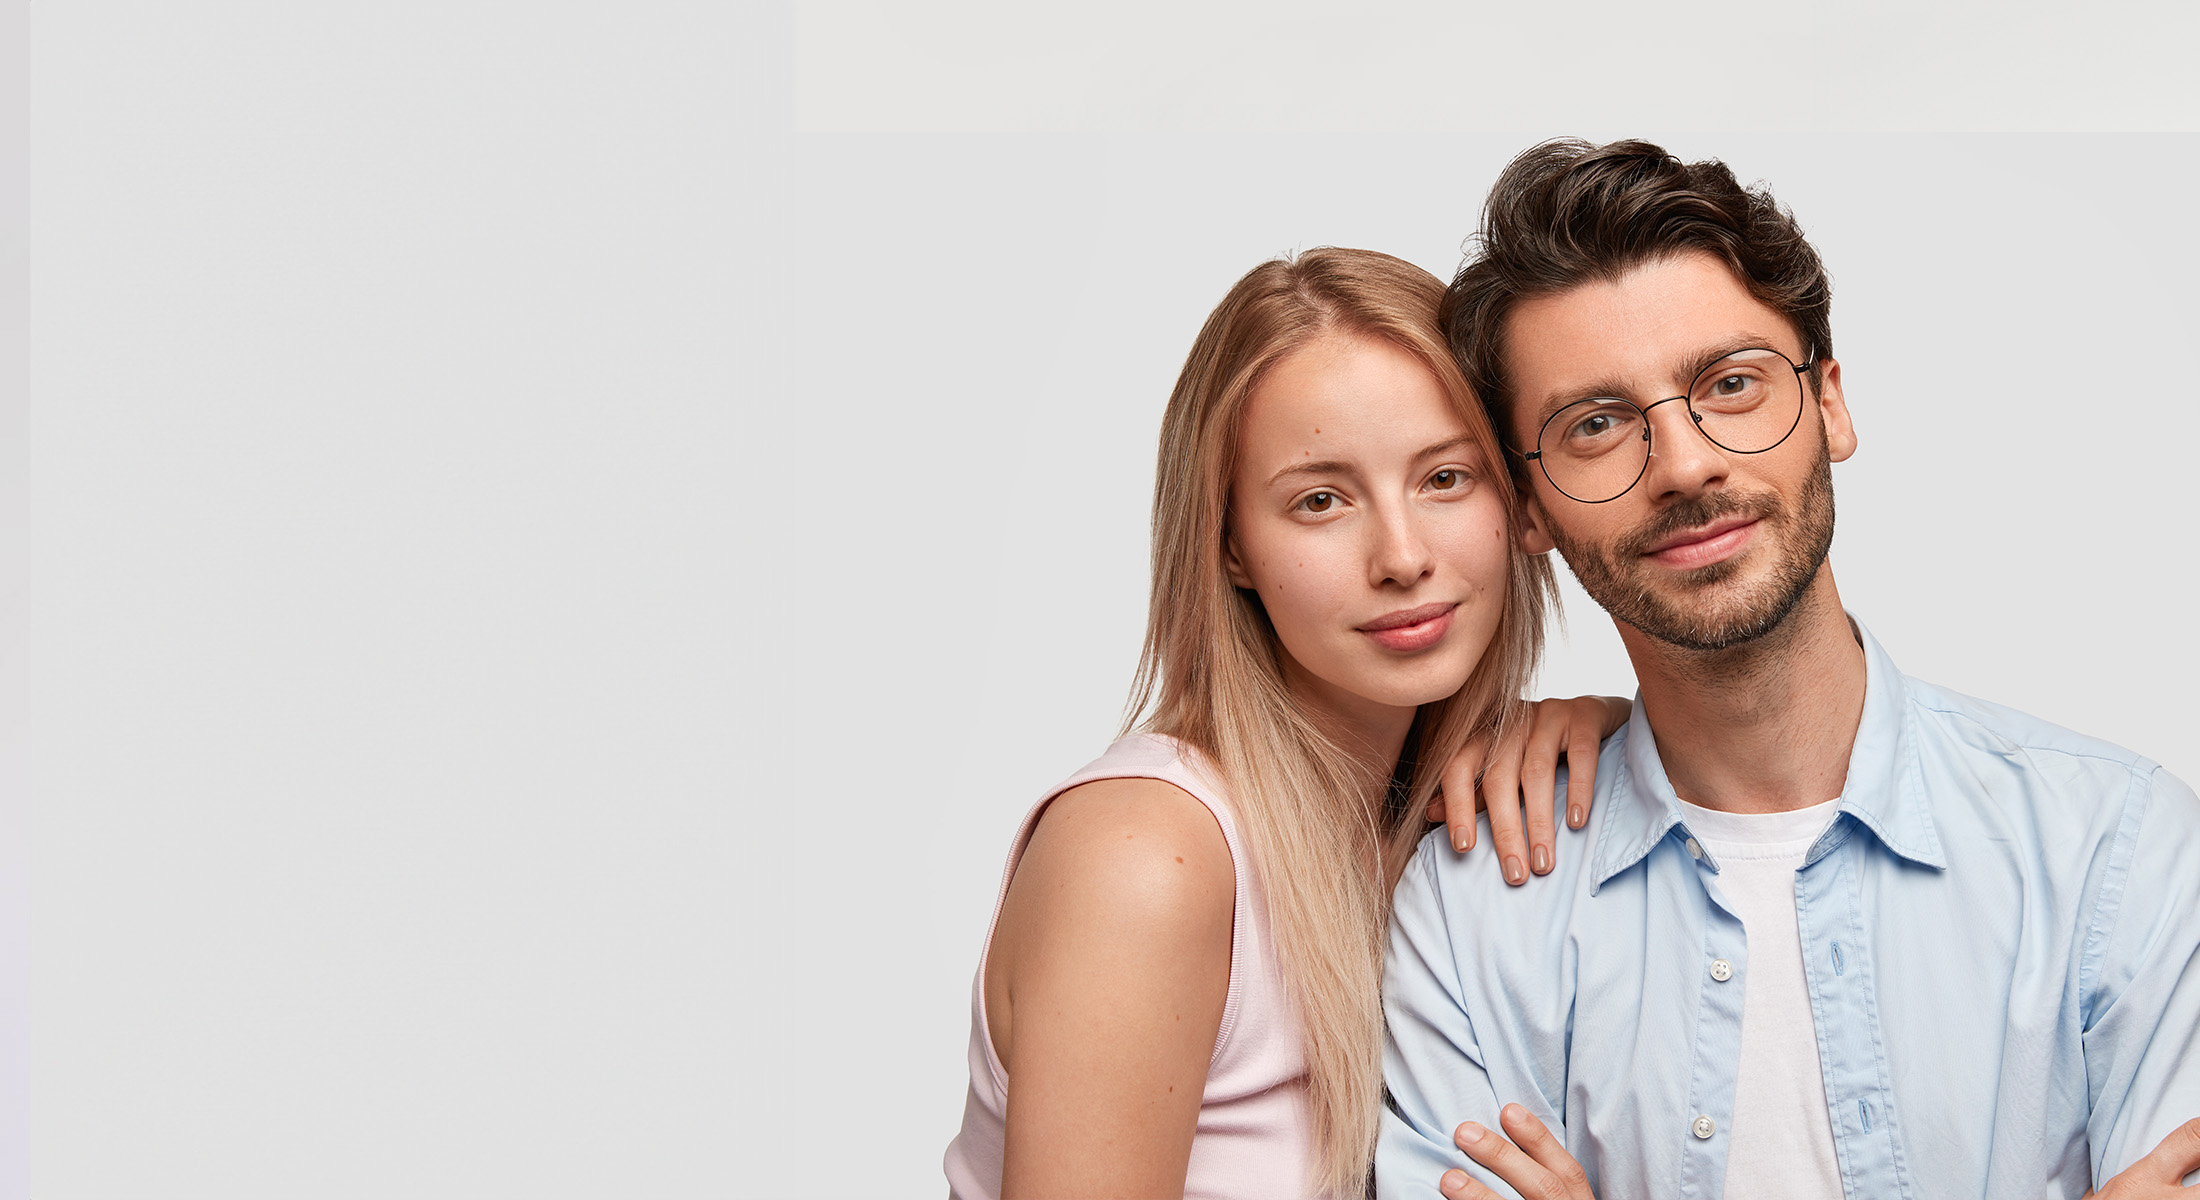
xmin=1267 ymin=458 xmax=1355 ymax=488
xmin=1265 ymin=435 xmax=1480 ymax=488
xmin=1414 ymin=434 xmax=1479 ymax=461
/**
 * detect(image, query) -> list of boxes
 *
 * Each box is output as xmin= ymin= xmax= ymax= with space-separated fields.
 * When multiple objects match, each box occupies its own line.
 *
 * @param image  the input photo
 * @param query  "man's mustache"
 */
xmin=1614 ymin=490 xmax=1781 ymax=560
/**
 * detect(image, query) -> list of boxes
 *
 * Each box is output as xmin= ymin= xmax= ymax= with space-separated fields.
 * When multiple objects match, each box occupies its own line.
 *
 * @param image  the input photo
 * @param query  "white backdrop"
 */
xmin=25 ymin=4 xmax=2200 ymax=1199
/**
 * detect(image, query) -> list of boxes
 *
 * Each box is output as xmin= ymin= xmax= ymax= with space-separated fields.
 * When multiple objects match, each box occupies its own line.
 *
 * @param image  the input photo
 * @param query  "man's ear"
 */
xmin=1518 ymin=495 xmax=1558 ymax=556
xmin=1223 ymin=528 xmax=1255 ymax=590
xmin=1814 ymin=358 xmax=1857 ymax=463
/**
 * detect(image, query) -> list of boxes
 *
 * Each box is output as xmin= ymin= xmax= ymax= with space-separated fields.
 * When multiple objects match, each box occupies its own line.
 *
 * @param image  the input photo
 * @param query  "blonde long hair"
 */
xmin=1126 ymin=248 xmax=1554 ymax=1196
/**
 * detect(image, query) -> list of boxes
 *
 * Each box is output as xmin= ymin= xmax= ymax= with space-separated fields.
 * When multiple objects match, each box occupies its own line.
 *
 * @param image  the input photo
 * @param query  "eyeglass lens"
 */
xmin=1534 ymin=348 xmax=1808 ymax=503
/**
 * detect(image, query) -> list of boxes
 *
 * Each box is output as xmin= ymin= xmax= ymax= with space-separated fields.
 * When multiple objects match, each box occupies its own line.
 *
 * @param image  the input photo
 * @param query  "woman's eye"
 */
xmin=1299 ymin=492 xmax=1336 ymax=513
xmin=1429 ymin=469 xmax=1467 ymax=491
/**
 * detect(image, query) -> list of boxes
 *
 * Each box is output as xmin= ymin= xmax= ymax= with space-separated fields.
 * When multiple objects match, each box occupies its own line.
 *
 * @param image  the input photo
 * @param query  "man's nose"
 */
xmin=1369 ymin=505 xmax=1436 ymax=588
xmin=1640 ymin=398 xmax=1730 ymax=501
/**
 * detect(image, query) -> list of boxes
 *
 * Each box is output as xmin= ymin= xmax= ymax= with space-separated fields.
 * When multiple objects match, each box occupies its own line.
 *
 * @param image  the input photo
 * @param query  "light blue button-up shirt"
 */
xmin=1379 ymin=621 xmax=2200 ymax=1199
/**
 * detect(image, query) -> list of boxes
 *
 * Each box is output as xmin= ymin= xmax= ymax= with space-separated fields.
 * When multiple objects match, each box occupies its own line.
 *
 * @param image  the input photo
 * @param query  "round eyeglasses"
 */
xmin=1523 ymin=347 xmax=1815 ymax=504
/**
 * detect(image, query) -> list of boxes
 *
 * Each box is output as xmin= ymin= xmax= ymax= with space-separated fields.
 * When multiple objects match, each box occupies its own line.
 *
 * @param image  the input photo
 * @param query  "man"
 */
xmin=1378 ymin=140 xmax=2200 ymax=1199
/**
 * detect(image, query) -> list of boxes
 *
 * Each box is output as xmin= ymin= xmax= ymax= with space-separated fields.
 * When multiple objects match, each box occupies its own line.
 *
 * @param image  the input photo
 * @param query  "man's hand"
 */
xmin=1437 ymin=1104 xmax=1595 ymax=1200
xmin=1427 ymin=696 xmax=1629 ymax=886
xmin=2086 ymin=1118 xmax=2200 ymax=1197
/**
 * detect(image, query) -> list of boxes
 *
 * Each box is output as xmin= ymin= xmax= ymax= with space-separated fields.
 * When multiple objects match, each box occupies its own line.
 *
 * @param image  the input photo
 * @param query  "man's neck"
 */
xmin=1618 ymin=565 xmax=1867 ymax=815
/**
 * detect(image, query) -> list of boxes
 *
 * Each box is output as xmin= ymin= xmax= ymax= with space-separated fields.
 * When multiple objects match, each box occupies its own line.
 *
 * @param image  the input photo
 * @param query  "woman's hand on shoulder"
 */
xmin=1425 ymin=695 xmax=1630 ymax=886
xmin=986 ymin=778 xmax=1235 ymax=1200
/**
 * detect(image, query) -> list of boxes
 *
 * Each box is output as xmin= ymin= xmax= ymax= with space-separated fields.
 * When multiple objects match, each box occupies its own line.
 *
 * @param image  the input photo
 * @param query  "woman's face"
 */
xmin=1226 ymin=333 xmax=1513 ymax=736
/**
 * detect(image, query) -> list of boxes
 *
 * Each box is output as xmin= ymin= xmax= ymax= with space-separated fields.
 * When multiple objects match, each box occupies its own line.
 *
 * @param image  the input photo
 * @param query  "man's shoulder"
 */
xmin=1898 ymin=674 xmax=2197 ymax=849
xmin=1400 ymin=742 xmax=1619 ymax=924
xmin=1902 ymin=674 xmax=2163 ymax=780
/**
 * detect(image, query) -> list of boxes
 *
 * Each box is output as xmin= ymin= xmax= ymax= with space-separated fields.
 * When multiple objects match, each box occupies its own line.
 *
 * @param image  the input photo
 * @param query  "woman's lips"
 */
xmin=1360 ymin=603 xmax=1457 ymax=652
xmin=1646 ymin=518 xmax=1758 ymax=570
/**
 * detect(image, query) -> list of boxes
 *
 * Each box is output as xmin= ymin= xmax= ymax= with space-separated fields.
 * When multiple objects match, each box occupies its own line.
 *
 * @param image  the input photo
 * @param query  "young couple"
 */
xmin=942 ymin=139 xmax=2200 ymax=1200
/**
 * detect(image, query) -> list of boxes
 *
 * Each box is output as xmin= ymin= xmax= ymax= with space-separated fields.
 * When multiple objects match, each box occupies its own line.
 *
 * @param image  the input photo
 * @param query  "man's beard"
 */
xmin=1544 ymin=441 xmax=1836 ymax=653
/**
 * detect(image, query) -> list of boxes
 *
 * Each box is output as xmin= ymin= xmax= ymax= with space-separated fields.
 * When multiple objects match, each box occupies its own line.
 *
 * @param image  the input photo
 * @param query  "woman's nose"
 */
xmin=1369 ymin=507 xmax=1435 ymax=588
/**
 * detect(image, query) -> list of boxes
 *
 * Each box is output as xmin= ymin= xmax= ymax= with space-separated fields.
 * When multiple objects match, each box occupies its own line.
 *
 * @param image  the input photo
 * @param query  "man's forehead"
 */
xmin=1502 ymin=254 xmax=1803 ymax=426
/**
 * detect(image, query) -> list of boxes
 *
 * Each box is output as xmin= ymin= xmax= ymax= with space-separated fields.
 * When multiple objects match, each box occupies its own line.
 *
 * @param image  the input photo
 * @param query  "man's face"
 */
xmin=1504 ymin=252 xmax=1857 ymax=652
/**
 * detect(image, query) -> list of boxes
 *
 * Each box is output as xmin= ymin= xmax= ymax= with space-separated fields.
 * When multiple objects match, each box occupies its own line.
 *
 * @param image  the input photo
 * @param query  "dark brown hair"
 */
xmin=1440 ymin=138 xmax=1833 ymax=467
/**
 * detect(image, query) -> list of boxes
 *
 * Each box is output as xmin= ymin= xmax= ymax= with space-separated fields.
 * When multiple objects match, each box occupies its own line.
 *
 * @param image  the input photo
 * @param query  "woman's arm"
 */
xmin=985 ymin=778 xmax=1236 ymax=1200
xmin=1425 ymin=696 xmax=1632 ymax=885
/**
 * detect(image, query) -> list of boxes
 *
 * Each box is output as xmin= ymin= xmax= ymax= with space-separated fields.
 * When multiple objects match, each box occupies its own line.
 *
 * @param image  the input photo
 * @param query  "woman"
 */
xmin=942 ymin=249 xmax=1627 ymax=1200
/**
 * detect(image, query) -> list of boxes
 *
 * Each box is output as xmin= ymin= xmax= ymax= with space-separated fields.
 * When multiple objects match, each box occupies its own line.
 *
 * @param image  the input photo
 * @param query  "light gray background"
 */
xmin=25 ymin=3 xmax=2198 ymax=1198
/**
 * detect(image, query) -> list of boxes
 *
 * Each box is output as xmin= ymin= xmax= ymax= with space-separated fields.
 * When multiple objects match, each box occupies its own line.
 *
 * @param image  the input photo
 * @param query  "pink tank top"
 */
xmin=941 ymin=733 xmax=1327 ymax=1200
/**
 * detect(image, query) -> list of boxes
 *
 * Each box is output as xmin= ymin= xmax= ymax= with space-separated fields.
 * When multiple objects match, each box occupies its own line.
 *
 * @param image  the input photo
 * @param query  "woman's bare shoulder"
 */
xmin=984 ymin=775 xmax=1236 ymax=1078
xmin=1011 ymin=777 xmax=1235 ymax=925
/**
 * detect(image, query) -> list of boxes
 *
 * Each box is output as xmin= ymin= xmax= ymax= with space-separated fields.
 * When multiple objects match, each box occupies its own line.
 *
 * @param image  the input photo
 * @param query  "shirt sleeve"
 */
xmin=2082 ymin=763 xmax=2200 ymax=1187
xmin=1378 ymin=838 xmax=1531 ymax=1200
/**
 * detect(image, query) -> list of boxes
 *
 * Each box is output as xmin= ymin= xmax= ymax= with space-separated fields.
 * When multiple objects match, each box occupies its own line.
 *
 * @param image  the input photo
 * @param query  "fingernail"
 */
xmin=1458 ymin=1121 xmax=1486 ymax=1144
xmin=1502 ymin=1102 xmax=1525 ymax=1123
xmin=1452 ymin=827 xmax=1470 ymax=852
xmin=1569 ymin=806 xmax=1585 ymax=828
xmin=1441 ymin=1169 xmax=1469 ymax=1194
xmin=1532 ymin=846 xmax=1551 ymax=874
xmin=1504 ymin=856 xmax=1524 ymax=885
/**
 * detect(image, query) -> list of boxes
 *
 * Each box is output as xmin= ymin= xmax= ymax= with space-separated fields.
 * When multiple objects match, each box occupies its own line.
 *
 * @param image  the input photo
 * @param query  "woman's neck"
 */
xmin=1278 ymin=653 xmax=1417 ymax=793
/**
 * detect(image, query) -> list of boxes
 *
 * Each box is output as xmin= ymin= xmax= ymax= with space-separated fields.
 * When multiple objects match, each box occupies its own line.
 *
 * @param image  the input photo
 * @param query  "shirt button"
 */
xmin=1692 ymin=1115 xmax=1716 ymax=1139
xmin=1685 ymin=838 xmax=1703 ymax=860
xmin=1710 ymin=958 xmax=1733 ymax=982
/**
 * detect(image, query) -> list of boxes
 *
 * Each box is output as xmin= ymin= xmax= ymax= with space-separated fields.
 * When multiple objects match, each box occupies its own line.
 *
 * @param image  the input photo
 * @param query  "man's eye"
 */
xmin=1299 ymin=492 xmax=1336 ymax=513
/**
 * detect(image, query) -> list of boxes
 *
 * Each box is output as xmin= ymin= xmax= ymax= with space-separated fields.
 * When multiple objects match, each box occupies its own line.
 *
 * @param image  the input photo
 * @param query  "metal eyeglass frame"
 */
xmin=1518 ymin=347 xmax=1817 ymax=504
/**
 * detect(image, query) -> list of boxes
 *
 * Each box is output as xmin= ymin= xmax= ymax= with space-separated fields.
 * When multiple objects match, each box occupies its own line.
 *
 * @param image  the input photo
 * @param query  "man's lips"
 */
xmin=1643 ymin=516 xmax=1759 ymax=569
xmin=1359 ymin=602 xmax=1458 ymax=652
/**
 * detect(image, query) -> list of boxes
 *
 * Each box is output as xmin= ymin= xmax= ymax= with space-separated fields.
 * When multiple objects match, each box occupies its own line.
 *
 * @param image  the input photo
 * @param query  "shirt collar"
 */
xmin=1587 ymin=615 xmax=1948 ymax=894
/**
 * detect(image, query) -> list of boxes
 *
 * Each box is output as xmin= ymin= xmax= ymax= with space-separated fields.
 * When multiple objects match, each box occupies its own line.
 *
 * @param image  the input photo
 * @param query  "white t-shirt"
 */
xmin=1677 ymin=797 xmax=1846 ymax=1200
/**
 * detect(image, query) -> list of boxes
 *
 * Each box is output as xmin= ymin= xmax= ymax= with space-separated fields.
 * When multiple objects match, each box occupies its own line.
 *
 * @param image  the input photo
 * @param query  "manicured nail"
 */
xmin=1504 ymin=856 xmax=1525 ymax=885
xmin=1532 ymin=846 xmax=1551 ymax=874
xmin=1458 ymin=1121 xmax=1487 ymax=1144
xmin=1441 ymin=1168 xmax=1470 ymax=1194
xmin=1452 ymin=827 xmax=1471 ymax=852
xmin=1569 ymin=806 xmax=1585 ymax=828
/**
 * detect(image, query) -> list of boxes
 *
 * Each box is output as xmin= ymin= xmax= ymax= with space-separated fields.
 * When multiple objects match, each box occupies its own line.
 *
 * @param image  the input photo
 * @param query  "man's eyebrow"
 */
xmin=1527 ymin=335 xmax=1797 ymax=425
xmin=1263 ymin=436 xmax=1482 ymax=488
xmin=1532 ymin=378 xmax=1636 ymax=426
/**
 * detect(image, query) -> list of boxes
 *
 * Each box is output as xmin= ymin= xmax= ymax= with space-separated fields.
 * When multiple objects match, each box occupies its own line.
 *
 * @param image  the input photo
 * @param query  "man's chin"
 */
xmin=1628 ymin=603 xmax=1797 ymax=653
xmin=1617 ymin=568 xmax=1817 ymax=652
